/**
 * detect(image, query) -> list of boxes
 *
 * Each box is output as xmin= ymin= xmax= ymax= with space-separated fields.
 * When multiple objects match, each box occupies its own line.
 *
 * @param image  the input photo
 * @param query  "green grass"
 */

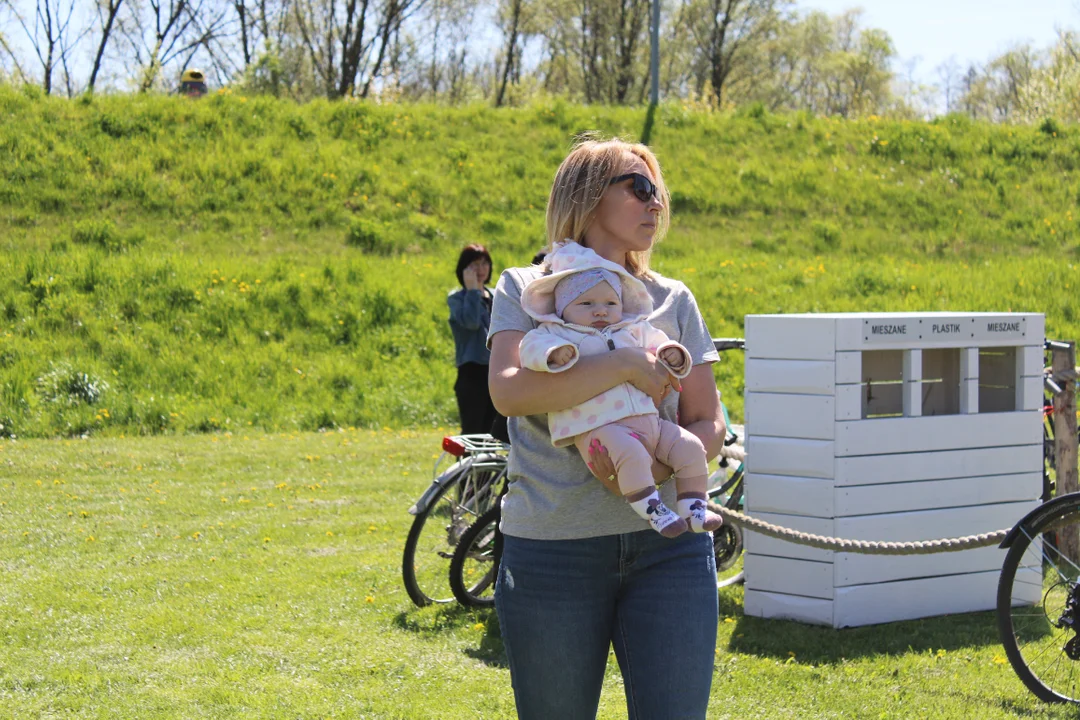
xmin=4 ymin=89 xmax=1080 ymax=717
xmin=0 ymin=428 xmax=1076 ymax=718
xmin=2 ymin=88 xmax=1080 ymax=437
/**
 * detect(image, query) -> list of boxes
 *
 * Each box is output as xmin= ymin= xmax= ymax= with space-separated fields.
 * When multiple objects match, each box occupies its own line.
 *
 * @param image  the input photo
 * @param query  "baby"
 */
xmin=519 ymin=242 xmax=723 ymax=537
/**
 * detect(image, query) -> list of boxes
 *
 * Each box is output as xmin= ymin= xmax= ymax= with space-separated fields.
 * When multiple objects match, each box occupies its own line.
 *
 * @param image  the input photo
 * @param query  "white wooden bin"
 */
xmin=742 ymin=312 xmax=1044 ymax=628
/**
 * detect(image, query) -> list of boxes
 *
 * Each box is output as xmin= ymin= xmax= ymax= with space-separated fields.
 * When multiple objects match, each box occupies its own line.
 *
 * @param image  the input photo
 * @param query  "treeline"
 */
xmin=1 ymin=0 xmax=1079 ymax=123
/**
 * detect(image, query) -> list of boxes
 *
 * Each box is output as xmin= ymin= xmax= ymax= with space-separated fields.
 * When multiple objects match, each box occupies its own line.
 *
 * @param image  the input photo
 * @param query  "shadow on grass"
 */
xmin=394 ymin=603 xmax=481 ymax=633
xmin=394 ymin=604 xmax=507 ymax=668
xmin=724 ymin=608 xmax=1003 ymax=664
xmin=464 ymin=622 xmax=507 ymax=668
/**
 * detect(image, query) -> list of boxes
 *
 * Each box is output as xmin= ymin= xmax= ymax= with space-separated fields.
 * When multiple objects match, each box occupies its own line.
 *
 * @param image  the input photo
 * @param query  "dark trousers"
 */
xmin=454 ymin=362 xmax=498 ymax=435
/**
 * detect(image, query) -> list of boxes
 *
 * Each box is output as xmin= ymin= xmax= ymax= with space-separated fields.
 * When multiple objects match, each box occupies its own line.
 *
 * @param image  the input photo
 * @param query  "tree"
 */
xmin=681 ymin=0 xmax=789 ymax=107
xmin=986 ymin=45 xmax=1035 ymax=121
xmin=495 ymin=0 xmax=526 ymax=106
xmin=3 ymin=0 xmax=85 ymax=94
xmin=88 ymin=0 xmax=125 ymax=92
xmin=290 ymin=0 xmax=424 ymax=99
xmin=0 ymin=28 xmax=30 ymax=83
xmin=115 ymin=0 xmax=230 ymax=92
xmin=936 ymin=54 xmax=960 ymax=113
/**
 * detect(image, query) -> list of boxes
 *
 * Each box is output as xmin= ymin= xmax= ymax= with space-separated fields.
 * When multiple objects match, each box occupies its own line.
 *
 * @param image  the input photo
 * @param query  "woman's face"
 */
xmin=586 ymin=153 xmax=663 ymax=257
xmin=470 ymin=258 xmax=491 ymax=285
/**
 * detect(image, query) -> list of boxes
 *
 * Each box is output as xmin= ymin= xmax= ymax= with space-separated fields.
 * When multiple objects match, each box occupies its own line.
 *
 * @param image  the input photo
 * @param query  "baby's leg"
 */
xmin=655 ymin=420 xmax=723 ymax=533
xmin=576 ymin=422 xmax=687 ymax=538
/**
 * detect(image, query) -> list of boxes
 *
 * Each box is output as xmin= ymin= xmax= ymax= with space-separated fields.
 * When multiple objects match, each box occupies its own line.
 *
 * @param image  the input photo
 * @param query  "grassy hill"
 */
xmin=1 ymin=85 xmax=1078 ymax=438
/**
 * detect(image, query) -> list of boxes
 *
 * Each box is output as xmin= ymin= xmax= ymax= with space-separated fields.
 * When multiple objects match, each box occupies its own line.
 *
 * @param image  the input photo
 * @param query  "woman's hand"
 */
xmin=462 ymin=264 xmax=482 ymax=291
xmin=586 ymin=438 xmax=673 ymax=496
xmin=618 ymin=347 xmax=681 ymax=408
xmin=586 ymin=438 xmax=619 ymax=494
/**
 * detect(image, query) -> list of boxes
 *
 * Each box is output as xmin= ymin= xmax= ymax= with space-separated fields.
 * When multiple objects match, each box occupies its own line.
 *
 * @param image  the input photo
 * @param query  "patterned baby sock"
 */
xmin=628 ymin=490 xmax=687 ymax=538
xmin=678 ymin=496 xmax=724 ymax=533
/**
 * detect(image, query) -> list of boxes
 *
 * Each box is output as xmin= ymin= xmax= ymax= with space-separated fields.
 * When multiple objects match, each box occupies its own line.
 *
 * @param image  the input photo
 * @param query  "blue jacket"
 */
xmin=448 ymin=288 xmax=491 ymax=367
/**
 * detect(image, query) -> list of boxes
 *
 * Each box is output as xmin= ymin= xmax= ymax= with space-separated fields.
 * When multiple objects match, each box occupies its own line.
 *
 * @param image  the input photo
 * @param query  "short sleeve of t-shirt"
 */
xmin=488 ymin=267 xmax=542 ymax=347
xmin=674 ymin=281 xmax=720 ymax=367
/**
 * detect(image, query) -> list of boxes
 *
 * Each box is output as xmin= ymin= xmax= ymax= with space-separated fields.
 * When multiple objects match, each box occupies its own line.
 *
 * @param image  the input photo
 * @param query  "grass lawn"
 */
xmin=1 ymin=428 xmax=1076 ymax=719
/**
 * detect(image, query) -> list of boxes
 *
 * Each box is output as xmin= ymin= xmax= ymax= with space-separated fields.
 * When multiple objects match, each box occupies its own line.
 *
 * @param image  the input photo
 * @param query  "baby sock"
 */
xmin=677 ymin=495 xmax=724 ymax=533
xmin=628 ymin=490 xmax=687 ymax=538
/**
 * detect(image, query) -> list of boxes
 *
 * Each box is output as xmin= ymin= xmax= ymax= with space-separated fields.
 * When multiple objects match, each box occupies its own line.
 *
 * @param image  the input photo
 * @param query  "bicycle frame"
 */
xmin=408 ymin=451 xmax=509 ymax=518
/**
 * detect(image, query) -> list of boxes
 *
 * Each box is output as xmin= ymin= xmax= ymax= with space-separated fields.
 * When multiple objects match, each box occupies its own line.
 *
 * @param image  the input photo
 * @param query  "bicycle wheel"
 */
xmin=402 ymin=457 xmax=503 ymax=607
xmin=708 ymin=464 xmax=745 ymax=589
xmin=997 ymin=494 xmax=1080 ymax=703
xmin=449 ymin=504 xmax=502 ymax=608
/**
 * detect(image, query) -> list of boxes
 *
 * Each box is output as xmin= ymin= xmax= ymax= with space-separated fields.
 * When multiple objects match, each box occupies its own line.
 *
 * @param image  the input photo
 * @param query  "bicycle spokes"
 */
xmin=999 ymin=497 xmax=1080 ymax=704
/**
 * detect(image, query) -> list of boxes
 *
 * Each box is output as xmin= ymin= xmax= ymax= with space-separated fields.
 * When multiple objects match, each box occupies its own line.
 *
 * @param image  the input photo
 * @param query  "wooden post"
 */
xmin=1053 ymin=341 xmax=1079 ymax=562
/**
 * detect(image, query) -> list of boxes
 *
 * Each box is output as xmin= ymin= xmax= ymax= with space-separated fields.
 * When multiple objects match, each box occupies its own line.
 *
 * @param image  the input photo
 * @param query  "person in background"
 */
xmin=177 ymin=68 xmax=208 ymax=97
xmin=448 ymin=244 xmax=497 ymax=435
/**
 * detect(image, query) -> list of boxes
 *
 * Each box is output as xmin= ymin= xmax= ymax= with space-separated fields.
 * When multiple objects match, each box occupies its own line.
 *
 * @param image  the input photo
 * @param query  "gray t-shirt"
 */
xmin=488 ymin=264 xmax=720 ymax=540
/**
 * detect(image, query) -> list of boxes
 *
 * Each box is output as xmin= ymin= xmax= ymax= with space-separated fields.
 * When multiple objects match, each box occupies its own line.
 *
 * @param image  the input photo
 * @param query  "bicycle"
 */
xmin=448 ymin=499 xmax=503 ymax=608
xmin=401 ymin=434 xmax=509 ymax=607
xmin=996 ymin=339 xmax=1079 ymax=703
xmin=706 ymin=338 xmax=747 ymax=589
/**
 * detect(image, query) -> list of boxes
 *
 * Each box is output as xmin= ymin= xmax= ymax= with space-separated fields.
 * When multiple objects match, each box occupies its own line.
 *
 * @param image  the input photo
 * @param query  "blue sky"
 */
xmin=798 ymin=0 xmax=1078 ymax=78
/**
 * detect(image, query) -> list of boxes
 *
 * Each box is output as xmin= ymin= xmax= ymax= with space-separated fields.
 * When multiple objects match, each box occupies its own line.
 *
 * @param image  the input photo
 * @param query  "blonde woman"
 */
xmin=488 ymin=137 xmax=725 ymax=719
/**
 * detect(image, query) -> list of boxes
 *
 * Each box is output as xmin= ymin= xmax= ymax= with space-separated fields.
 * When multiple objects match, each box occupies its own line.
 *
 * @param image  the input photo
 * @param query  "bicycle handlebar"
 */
xmin=712 ymin=338 xmax=746 ymax=352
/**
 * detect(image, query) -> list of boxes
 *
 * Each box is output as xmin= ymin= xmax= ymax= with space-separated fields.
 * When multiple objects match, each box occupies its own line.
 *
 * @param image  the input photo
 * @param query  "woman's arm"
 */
xmin=677 ymin=364 xmax=726 ymax=462
xmin=489 ymin=330 xmax=675 ymax=418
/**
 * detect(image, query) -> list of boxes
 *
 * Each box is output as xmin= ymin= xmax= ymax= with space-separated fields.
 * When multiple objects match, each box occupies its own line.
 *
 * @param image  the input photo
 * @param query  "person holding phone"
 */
xmin=448 ymin=244 xmax=498 ymax=435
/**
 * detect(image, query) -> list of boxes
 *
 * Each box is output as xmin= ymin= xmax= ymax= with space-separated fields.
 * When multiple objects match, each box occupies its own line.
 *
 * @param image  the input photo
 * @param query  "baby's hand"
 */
xmin=548 ymin=346 xmax=575 ymax=368
xmin=659 ymin=347 xmax=684 ymax=368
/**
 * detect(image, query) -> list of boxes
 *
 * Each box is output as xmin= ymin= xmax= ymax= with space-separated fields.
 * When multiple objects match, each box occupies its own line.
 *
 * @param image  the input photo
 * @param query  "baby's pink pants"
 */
xmin=574 ymin=414 xmax=709 ymax=496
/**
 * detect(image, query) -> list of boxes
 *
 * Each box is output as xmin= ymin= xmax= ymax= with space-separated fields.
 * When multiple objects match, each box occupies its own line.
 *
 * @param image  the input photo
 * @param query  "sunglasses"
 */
xmin=608 ymin=172 xmax=659 ymax=203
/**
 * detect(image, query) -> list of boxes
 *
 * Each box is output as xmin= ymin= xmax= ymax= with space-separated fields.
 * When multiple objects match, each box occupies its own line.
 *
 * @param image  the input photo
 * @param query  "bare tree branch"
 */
xmin=89 ymin=0 xmax=125 ymax=92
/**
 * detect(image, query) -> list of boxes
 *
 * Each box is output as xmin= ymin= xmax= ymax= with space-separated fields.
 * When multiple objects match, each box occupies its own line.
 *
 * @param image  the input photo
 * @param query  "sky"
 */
xmin=798 ymin=0 xmax=1079 ymax=79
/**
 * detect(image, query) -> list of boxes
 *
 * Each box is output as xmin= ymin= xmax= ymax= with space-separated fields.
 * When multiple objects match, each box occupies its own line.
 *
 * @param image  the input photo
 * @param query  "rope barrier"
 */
xmin=718 ymin=444 xmax=746 ymax=462
xmin=710 ymin=443 xmax=1010 ymax=554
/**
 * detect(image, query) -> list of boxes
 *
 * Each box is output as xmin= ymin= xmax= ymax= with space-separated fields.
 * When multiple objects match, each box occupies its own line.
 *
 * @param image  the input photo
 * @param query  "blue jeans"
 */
xmin=495 ymin=530 xmax=718 ymax=720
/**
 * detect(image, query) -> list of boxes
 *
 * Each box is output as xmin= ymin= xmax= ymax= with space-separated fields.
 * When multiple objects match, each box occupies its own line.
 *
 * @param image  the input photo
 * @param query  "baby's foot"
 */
xmin=629 ymin=491 xmax=687 ymax=538
xmin=679 ymin=497 xmax=723 ymax=533
xmin=652 ymin=504 xmax=688 ymax=538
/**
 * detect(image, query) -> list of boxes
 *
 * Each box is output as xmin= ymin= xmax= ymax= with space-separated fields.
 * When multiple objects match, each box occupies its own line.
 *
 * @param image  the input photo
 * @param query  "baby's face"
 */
xmin=561 ymin=281 xmax=623 ymax=329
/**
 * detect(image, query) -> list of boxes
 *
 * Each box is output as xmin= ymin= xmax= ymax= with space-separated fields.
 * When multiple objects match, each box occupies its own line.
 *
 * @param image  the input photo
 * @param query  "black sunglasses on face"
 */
xmin=608 ymin=172 xmax=659 ymax=203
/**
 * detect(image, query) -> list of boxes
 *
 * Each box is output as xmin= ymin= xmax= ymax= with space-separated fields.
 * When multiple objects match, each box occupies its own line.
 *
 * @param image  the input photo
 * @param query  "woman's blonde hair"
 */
xmin=544 ymin=135 xmax=671 ymax=277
